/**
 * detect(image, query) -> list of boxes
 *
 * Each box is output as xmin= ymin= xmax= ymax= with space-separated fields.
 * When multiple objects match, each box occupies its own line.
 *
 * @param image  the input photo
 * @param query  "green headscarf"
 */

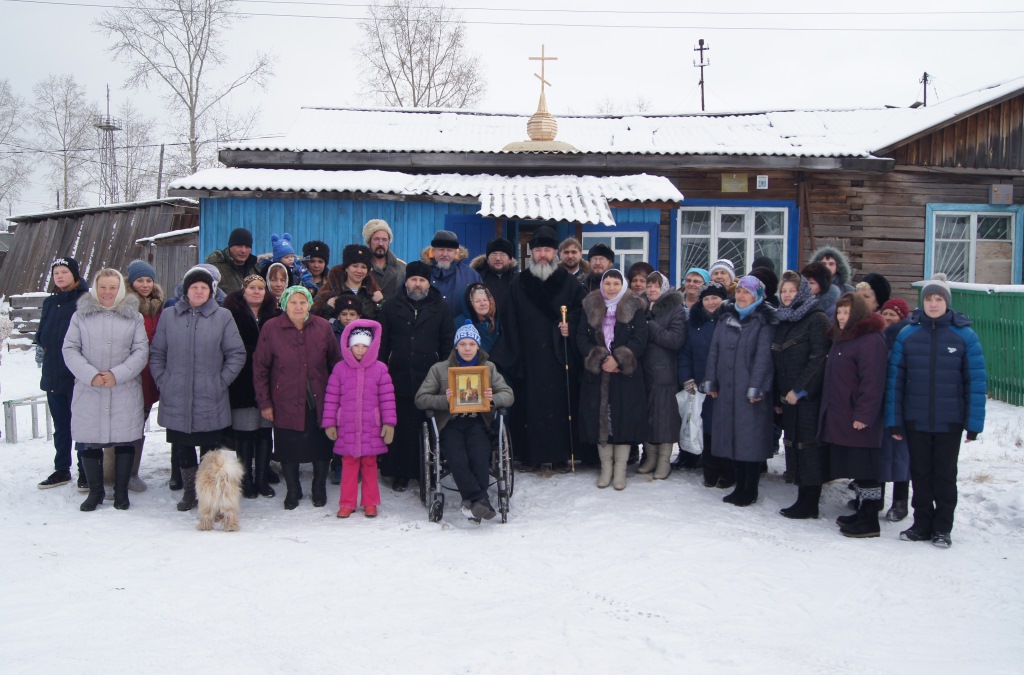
xmin=280 ymin=285 xmax=313 ymax=313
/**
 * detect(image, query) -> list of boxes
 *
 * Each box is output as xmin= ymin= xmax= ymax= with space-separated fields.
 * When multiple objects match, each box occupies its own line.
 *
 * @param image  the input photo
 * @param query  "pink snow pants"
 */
xmin=340 ymin=455 xmax=381 ymax=509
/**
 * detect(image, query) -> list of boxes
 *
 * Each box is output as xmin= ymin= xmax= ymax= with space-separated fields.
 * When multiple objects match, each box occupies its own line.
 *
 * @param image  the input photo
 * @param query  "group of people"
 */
xmin=29 ymin=222 xmax=986 ymax=543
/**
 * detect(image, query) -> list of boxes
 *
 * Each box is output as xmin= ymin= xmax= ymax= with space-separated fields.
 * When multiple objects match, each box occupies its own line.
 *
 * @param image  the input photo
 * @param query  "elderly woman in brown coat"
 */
xmin=253 ymin=285 xmax=341 ymax=510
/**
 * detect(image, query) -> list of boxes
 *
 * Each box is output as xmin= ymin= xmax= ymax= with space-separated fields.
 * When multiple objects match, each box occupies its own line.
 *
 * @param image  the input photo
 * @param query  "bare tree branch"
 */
xmin=0 ymin=79 xmax=31 ymax=213
xmin=31 ymin=75 xmax=98 ymax=209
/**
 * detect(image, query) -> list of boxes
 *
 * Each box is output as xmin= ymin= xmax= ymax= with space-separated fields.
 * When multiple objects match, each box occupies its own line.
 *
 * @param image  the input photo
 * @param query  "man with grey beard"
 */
xmin=494 ymin=226 xmax=587 ymax=473
xmin=379 ymin=261 xmax=454 ymax=492
xmin=427 ymin=229 xmax=482 ymax=319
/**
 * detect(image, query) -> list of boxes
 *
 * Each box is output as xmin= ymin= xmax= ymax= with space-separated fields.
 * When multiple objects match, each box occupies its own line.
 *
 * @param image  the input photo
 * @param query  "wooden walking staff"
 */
xmin=560 ymin=305 xmax=575 ymax=473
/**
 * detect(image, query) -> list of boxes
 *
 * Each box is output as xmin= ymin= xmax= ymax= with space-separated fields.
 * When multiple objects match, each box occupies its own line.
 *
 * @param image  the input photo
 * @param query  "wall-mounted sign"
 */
xmin=756 ymin=175 xmax=769 ymax=190
xmin=721 ymin=173 xmax=748 ymax=193
xmin=990 ymin=184 xmax=1013 ymax=205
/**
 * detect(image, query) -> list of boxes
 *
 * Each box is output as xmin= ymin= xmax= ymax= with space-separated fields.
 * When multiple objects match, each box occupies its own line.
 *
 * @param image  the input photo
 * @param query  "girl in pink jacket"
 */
xmin=323 ymin=319 xmax=397 ymax=518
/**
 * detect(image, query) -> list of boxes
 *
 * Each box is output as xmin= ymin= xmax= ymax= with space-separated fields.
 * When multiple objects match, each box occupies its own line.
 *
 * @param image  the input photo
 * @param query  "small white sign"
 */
xmin=756 ymin=175 xmax=769 ymax=190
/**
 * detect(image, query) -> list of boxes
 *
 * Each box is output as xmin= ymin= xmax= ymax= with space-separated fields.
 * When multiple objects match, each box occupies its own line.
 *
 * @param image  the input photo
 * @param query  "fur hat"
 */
xmin=51 ymin=257 xmax=81 ymax=283
xmin=334 ymin=295 xmax=362 ymax=318
xmin=182 ymin=265 xmax=216 ymax=295
xmin=126 ymin=259 xmax=157 ymax=285
xmin=588 ymin=243 xmax=616 ymax=263
xmin=881 ymin=297 xmax=910 ymax=320
xmin=303 ymin=240 xmax=330 ymax=264
xmin=349 ymin=326 xmax=374 ymax=348
xmin=750 ymin=255 xmax=776 ymax=274
xmin=430 ymin=230 xmax=459 ymax=249
xmin=342 ymin=244 xmax=373 ymax=268
xmin=801 ymin=262 xmax=832 ymax=293
xmin=859 ymin=272 xmax=891 ymax=307
xmin=486 ymin=238 xmax=516 ymax=258
xmin=749 ymin=266 xmax=778 ymax=304
xmin=921 ymin=273 xmax=953 ymax=308
xmin=228 ymin=228 xmax=253 ymax=249
xmin=709 ymin=258 xmax=736 ymax=282
xmin=454 ymin=320 xmax=482 ymax=346
xmin=529 ymin=226 xmax=560 ymax=251
xmin=405 ymin=260 xmax=431 ymax=281
xmin=627 ymin=261 xmax=655 ymax=281
xmin=699 ymin=281 xmax=728 ymax=301
xmin=271 ymin=233 xmax=295 ymax=261
xmin=363 ymin=219 xmax=393 ymax=244
xmin=685 ymin=267 xmax=710 ymax=284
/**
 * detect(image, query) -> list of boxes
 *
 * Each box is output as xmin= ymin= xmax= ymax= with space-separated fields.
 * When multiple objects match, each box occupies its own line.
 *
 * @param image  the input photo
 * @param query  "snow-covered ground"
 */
xmin=1 ymin=347 xmax=1022 ymax=674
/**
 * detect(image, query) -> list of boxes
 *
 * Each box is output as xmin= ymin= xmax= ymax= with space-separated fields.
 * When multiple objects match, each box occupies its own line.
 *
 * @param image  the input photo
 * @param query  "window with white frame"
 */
xmin=930 ymin=210 xmax=1016 ymax=283
xmin=582 ymin=232 xmax=649 ymax=272
xmin=677 ymin=207 xmax=787 ymax=283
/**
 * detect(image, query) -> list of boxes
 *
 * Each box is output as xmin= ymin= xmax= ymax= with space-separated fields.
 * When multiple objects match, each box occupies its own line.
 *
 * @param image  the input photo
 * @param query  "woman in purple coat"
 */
xmin=253 ymin=286 xmax=341 ymax=510
xmin=819 ymin=292 xmax=888 ymax=538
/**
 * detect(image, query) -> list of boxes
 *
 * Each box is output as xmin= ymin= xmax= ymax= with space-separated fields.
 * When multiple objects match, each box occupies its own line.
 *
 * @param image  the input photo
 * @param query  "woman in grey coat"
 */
xmin=704 ymin=276 xmax=778 ymax=507
xmin=150 ymin=266 xmax=246 ymax=511
xmin=62 ymin=269 xmax=149 ymax=511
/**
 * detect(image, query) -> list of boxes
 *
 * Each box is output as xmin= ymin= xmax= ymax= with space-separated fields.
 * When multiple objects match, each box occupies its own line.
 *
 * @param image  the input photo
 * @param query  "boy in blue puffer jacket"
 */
xmin=885 ymin=274 xmax=986 ymax=549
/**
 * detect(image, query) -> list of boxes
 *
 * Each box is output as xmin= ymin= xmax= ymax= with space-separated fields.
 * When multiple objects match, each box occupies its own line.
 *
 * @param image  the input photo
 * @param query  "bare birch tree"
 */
xmin=108 ymin=100 xmax=160 ymax=202
xmin=0 ymin=79 xmax=31 ymax=214
xmin=31 ymin=75 xmax=98 ymax=209
xmin=357 ymin=0 xmax=485 ymax=108
xmin=95 ymin=0 xmax=273 ymax=176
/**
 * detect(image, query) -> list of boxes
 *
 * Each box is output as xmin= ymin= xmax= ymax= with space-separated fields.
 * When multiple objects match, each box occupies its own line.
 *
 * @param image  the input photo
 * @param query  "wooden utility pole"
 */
xmin=920 ymin=72 xmax=930 ymax=107
xmin=693 ymin=39 xmax=710 ymax=112
xmin=156 ymin=144 xmax=165 ymax=198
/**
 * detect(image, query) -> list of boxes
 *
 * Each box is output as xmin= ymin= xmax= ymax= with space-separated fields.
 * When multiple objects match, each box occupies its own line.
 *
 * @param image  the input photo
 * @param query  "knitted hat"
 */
xmin=228 ymin=228 xmax=253 ymax=249
xmin=627 ymin=261 xmax=655 ymax=281
xmin=921 ymin=273 xmax=953 ymax=308
xmin=334 ymin=295 xmax=362 ymax=317
xmin=51 ymin=257 xmax=81 ymax=283
xmin=486 ymin=238 xmax=516 ymax=258
xmin=342 ymin=244 xmax=372 ymax=268
xmin=405 ymin=260 xmax=431 ymax=281
xmin=126 ymin=259 xmax=157 ymax=285
xmin=881 ymin=298 xmax=910 ymax=320
xmin=280 ymin=285 xmax=313 ymax=311
xmin=588 ymin=243 xmax=616 ymax=263
xmin=349 ymin=326 xmax=374 ymax=348
xmin=454 ymin=319 xmax=482 ymax=346
xmin=529 ymin=226 xmax=560 ymax=250
xmin=685 ymin=267 xmax=710 ymax=284
xmin=430 ymin=230 xmax=459 ymax=249
xmin=699 ymin=281 xmax=728 ymax=301
xmin=800 ymin=262 xmax=832 ymax=294
xmin=736 ymin=275 xmax=765 ymax=302
xmin=709 ymin=258 xmax=736 ymax=281
xmin=271 ymin=233 xmax=295 ymax=261
xmin=859 ymin=272 xmax=892 ymax=306
xmin=362 ymin=219 xmax=393 ymax=244
xmin=182 ymin=265 xmax=215 ymax=295
xmin=302 ymin=240 xmax=330 ymax=264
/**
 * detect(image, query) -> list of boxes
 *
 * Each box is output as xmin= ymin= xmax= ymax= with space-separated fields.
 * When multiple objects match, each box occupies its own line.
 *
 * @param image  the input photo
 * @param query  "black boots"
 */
xmin=254 ymin=437 xmax=276 ymax=498
xmin=780 ymin=485 xmax=822 ymax=519
xmin=176 ymin=467 xmax=197 ymax=511
xmin=723 ymin=461 xmax=760 ymax=507
xmin=282 ymin=462 xmax=302 ymax=510
xmin=79 ymin=451 xmax=105 ymax=512
xmin=169 ymin=449 xmax=183 ymax=490
xmin=113 ymin=446 xmax=133 ymax=510
xmin=236 ymin=435 xmax=258 ymax=499
xmin=311 ymin=461 xmax=330 ymax=507
xmin=840 ymin=485 xmax=881 ymax=538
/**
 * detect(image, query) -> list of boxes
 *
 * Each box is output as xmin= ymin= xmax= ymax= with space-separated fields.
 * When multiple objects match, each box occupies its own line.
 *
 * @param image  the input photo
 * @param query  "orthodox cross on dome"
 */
xmin=530 ymin=44 xmax=557 ymax=100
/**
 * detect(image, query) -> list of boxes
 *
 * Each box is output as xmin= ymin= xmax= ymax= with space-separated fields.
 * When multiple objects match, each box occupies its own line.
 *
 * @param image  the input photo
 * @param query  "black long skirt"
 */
xmin=166 ymin=428 xmax=225 ymax=447
xmin=829 ymin=443 xmax=881 ymax=481
xmin=273 ymin=404 xmax=333 ymax=464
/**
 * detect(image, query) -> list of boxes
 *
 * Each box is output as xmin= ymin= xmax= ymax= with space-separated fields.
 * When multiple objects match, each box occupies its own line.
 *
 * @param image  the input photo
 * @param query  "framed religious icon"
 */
xmin=448 ymin=366 xmax=490 ymax=414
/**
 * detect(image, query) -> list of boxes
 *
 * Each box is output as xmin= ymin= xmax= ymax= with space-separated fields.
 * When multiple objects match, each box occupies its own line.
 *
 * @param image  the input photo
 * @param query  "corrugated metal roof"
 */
xmin=223 ymin=76 xmax=1024 ymax=158
xmin=168 ymin=169 xmax=682 ymax=226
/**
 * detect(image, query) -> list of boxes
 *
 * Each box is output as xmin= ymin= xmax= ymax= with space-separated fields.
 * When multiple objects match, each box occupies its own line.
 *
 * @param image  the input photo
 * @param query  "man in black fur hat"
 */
xmin=470 ymin=237 xmax=519 ymax=310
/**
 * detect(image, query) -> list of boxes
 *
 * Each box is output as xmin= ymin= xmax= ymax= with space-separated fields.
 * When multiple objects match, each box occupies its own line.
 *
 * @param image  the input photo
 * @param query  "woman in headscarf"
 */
xmin=454 ymin=282 xmax=501 ymax=354
xmin=576 ymin=269 xmax=648 ymax=490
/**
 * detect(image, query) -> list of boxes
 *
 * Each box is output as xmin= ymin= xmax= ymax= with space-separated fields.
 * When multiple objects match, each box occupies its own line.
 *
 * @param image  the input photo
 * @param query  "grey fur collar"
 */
xmin=583 ymin=290 xmax=643 ymax=331
xmin=76 ymin=291 xmax=139 ymax=320
xmin=650 ymin=289 xmax=684 ymax=317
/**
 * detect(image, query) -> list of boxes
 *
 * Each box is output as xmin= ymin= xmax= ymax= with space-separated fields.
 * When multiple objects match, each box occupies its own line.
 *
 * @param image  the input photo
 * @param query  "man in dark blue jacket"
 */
xmin=886 ymin=274 xmax=987 ymax=548
xmin=427 ymin=230 xmax=482 ymax=319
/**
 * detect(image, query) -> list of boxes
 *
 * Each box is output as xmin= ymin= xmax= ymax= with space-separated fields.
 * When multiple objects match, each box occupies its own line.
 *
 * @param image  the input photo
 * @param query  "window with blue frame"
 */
xmin=677 ymin=205 xmax=789 ymax=279
xmin=926 ymin=204 xmax=1023 ymax=284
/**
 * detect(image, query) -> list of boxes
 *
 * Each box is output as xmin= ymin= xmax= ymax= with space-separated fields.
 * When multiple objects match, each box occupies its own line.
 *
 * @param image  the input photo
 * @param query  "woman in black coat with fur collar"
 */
xmin=576 ymin=270 xmax=648 ymax=491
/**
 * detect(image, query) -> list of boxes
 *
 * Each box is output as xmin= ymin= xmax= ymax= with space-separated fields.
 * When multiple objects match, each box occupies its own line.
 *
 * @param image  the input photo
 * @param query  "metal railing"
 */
xmin=3 ymin=394 xmax=52 ymax=444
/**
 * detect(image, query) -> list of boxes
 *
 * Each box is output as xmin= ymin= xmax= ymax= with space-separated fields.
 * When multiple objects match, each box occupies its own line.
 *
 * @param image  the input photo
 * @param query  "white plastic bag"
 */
xmin=676 ymin=389 xmax=706 ymax=456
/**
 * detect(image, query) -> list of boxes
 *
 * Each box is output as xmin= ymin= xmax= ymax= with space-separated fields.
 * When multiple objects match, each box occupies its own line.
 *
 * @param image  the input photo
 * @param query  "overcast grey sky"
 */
xmin=2 ymin=0 xmax=1022 ymax=214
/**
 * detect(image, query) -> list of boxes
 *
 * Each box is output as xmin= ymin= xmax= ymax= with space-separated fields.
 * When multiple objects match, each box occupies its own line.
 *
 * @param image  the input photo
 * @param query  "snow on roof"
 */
xmin=222 ymin=77 xmax=1024 ymax=159
xmin=135 ymin=226 xmax=200 ymax=245
xmin=169 ymin=169 xmax=682 ymax=225
xmin=8 ymin=198 xmax=199 ymax=223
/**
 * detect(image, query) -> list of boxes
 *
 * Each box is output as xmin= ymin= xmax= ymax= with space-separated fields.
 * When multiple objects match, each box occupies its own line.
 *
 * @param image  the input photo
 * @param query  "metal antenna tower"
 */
xmin=94 ymin=85 xmax=122 ymax=204
xmin=693 ymin=39 xmax=710 ymax=112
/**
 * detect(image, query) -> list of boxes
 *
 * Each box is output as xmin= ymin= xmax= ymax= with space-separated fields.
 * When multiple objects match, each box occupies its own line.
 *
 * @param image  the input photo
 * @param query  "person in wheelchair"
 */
xmin=415 ymin=321 xmax=514 ymax=522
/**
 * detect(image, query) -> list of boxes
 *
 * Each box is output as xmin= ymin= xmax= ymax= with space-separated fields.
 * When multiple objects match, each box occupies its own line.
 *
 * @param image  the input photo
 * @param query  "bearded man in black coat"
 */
xmin=493 ymin=226 xmax=587 ymax=471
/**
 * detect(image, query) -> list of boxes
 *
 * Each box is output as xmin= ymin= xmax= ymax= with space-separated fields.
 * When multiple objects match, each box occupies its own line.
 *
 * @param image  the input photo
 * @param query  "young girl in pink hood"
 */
xmin=323 ymin=319 xmax=397 ymax=518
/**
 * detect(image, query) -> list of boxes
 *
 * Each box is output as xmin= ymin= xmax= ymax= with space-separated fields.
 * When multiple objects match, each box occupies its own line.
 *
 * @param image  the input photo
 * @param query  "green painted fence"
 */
xmin=915 ymin=282 xmax=1024 ymax=406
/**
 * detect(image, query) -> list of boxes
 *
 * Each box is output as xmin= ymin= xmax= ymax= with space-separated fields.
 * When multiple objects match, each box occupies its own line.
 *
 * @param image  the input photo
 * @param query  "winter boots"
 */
xmin=612 ymin=445 xmax=630 ymax=490
xmin=254 ymin=437 xmax=276 ymax=498
xmin=653 ymin=443 xmax=673 ymax=480
xmin=723 ymin=461 xmax=760 ymax=507
xmin=113 ymin=446 xmax=133 ymax=510
xmin=886 ymin=499 xmax=909 ymax=522
xmin=176 ymin=467 xmax=198 ymax=511
xmin=79 ymin=452 xmax=105 ymax=512
xmin=840 ymin=486 xmax=881 ymax=538
xmin=596 ymin=444 xmax=613 ymax=488
xmin=282 ymin=462 xmax=302 ymax=510
xmin=128 ymin=438 xmax=147 ymax=492
xmin=169 ymin=450 xmax=183 ymax=491
xmin=311 ymin=460 xmax=330 ymax=507
xmin=236 ymin=435 xmax=258 ymax=499
xmin=636 ymin=443 xmax=658 ymax=474
xmin=779 ymin=485 xmax=821 ymax=519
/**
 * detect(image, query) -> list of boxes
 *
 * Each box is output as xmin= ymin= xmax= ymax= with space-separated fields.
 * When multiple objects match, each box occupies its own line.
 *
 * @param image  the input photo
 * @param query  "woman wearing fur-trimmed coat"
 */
xmin=576 ymin=270 xmax=648 ymax=491
xmin=637 ymin=275 xmax=685 ymax=479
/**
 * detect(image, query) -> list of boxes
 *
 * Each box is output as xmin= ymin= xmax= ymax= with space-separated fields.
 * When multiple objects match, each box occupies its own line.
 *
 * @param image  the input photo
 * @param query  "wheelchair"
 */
xmin=419 ymin=408 xmax=514 ymax=524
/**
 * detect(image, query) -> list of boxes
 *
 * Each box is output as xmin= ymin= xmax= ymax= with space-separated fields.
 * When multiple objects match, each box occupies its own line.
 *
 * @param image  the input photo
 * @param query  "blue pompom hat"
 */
xmin=454 ymin=320 xmax=481 ymax=346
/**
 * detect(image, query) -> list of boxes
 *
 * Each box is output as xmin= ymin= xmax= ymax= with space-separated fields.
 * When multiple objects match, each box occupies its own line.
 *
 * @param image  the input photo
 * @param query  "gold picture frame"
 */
xmin=448 ymin=365 xmax=490 ymax=414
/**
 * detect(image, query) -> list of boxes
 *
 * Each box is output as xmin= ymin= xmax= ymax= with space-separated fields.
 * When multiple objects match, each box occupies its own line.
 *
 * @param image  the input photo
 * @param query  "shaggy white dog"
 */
xmin=196 ymin=449 xmax=243 ymax=532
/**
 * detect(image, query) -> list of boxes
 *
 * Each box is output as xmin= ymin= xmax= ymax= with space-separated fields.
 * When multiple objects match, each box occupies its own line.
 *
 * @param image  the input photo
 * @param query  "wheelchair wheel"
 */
xmin=419 ymin=421 xmax=434 ymax=507
xmin=495 ymin=420 xmax=514 ymax=523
